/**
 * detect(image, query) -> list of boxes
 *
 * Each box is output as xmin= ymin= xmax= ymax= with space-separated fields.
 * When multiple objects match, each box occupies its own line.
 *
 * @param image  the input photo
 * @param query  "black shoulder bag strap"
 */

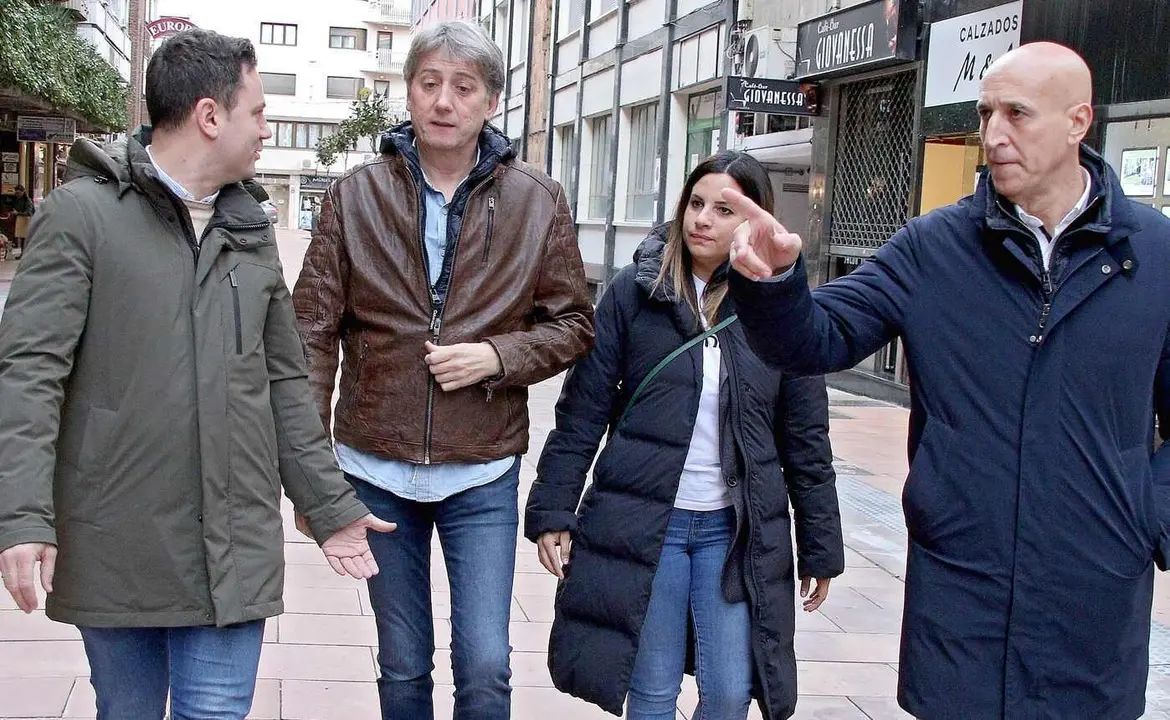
xmin=616 ymin=315 xmax=738 ymax=429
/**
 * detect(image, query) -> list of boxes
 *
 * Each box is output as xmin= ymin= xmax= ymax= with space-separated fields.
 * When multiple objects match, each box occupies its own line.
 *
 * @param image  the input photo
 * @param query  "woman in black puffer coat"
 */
xmin=524 ymin=151 xmax=845 ymax=719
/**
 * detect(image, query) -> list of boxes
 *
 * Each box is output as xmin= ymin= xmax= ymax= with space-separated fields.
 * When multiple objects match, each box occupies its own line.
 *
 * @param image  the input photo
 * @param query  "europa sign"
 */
xmin=725 ymin=77 xmax=820 ymax=116
xmin=146 ymin=17 xmax=198 ymax=40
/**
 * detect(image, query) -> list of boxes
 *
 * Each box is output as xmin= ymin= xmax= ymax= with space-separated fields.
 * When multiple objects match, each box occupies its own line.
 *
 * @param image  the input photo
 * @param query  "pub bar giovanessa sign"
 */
xmin=795 ymin=0 xmax=917 ymax=80
xmin=725 ymin=77 xmax=820 ymax=116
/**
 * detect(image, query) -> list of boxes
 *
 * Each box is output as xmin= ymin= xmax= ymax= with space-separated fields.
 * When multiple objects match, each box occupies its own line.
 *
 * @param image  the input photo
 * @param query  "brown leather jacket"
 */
xmin=293 ymin=124 xmax=594 ymax=464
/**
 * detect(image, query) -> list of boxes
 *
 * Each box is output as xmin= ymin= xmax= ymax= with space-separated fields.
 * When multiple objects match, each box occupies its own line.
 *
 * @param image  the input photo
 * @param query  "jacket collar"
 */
xmin=633 ymin=223 xmax=731 ymax=303
xmin=971 ymin=143 xmax=1141 ymax=244
xmin=64 ymin=126 xmax=269 ymax=229
xmin=378 ymin=121 xmax=515 ymax=190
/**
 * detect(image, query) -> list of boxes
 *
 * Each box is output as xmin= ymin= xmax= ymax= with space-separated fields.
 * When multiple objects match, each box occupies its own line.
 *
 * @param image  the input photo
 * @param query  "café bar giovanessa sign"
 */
xmin=147 ymin=17 xmax=199 ymax=41
xmin=795 ymin=0 xmax=917 ymax=79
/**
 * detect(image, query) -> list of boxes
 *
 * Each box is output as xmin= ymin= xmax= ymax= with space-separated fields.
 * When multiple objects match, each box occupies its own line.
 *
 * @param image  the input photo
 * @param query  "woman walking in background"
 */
xmin=525 ymin=151 xmax=844 ymax=719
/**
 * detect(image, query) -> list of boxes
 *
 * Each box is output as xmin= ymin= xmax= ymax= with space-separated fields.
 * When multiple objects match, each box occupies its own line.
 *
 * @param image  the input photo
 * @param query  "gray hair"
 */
xmin=404 ymin=21 xmax=506 ymax=98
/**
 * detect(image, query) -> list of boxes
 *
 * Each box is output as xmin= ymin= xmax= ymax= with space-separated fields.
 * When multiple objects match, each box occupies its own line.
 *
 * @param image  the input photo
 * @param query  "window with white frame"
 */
xmin=599 ymin=0 xmax=617 ymax=13
xmin=562 ymin=0 xmax=584 ymax=33
xmin=588 ymin=115 xmax=613 ymax=220
xmin=326 ymin=76 xmax=364 ymax=99
xmin=557 ymin=124 xmax=576 ymax=194
xmin=259 ymin=72 xmax=296 ymax=96
xmin=626 ymin=102 xmax=658 ymax=221
xmin=260 ymin=22 xmax=297 ymax=46
xmin=329 ymin=27 xmax=367 ymax=50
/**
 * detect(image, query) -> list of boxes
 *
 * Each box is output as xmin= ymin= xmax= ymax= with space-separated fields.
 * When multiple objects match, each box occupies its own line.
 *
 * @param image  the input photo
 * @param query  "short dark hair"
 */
xmin=146 ymin=29 xmax=257 ymax=132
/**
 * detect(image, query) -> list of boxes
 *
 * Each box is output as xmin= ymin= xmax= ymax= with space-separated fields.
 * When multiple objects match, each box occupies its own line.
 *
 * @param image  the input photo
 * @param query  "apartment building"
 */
xmin=150 ymin=0 xmax=413 ymax=228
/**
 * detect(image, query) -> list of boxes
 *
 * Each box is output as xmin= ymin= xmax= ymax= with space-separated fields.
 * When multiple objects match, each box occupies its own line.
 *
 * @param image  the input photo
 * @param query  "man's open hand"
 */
xmin=424 ymin=341 xmax=502 ymax=391
xmin=723 ymin=187 xmax=804 ymax=281
xmin=321 ymin=514 xmax=397 ymax=579
xmin=0 ymin=543 xmax=56 ymax=613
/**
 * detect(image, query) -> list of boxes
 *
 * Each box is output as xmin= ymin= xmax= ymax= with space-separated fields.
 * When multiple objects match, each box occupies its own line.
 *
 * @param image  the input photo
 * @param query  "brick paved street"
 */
xmin=0 ymin=230 xmax=1166 ymax=719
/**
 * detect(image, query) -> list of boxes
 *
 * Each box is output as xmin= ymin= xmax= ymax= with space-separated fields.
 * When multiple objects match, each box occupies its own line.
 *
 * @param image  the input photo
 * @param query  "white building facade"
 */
xmin=70 ymin=0 xmax=135 ymax=82
xmin=469 ymin=0 xmax=864 ymax=293
xmin=151 ymin=0 xmax=413 ymax=228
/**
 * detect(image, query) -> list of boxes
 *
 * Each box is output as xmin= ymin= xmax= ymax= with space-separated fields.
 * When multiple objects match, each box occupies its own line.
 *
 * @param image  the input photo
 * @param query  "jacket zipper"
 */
xmin=1032 ymin=269 xmax=1053 ymax=347
xmin=228 ymin=269 xmax=242 ymax=354
xmin=996 ymin=196 xmax=1101 ymax=349
xmin=724 ymin=345 xmax=776 ymax=712
xmin=422 ymin=175 xmax=496 ymax=464
xmin=482 ymin=196 xmax=496 ymax=262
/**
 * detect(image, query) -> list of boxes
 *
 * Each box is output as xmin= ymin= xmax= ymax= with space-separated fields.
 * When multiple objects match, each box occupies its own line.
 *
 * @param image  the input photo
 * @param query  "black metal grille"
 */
xmin=829 ymin=71 xmax=918 ymax=250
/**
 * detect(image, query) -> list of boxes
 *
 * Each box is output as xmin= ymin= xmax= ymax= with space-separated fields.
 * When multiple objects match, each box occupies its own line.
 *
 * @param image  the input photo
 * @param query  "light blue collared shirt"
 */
xmin=336 ymin=143 xmax=515 ymax=502
xmin=145 ymin=146 xmax=219 ymax=204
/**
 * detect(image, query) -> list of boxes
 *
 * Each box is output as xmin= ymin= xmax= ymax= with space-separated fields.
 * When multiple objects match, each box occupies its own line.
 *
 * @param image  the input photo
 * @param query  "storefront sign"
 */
xmin=923 ymin=1 xmax=1023 ymax=108
xmin=725 ymin=77 xmax=820 ymax=116
xmin=147 ymin=17 xmax=198 ymax=40
xmin=16 ymin=116 xmax=76 ymax=144
xmin=299 ymin=175 xmax=337 ymax=191
xmin=795 ymin=0 xmax=916 ymax=79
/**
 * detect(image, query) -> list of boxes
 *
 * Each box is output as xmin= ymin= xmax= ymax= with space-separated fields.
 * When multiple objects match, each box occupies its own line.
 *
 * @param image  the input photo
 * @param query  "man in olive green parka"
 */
xmin=0 ymin=30 xmax=394 ymax=719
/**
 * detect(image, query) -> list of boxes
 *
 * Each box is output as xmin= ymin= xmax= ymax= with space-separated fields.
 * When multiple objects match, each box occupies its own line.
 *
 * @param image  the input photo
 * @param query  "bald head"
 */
xmin=976 ymin=42 xmax=1094 ymax=213
xmin=984 ymin=42 xmax=1092 ymax=110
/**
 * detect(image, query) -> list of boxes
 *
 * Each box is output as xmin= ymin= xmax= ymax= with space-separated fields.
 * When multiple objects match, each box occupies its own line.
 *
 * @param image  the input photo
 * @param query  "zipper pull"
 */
xmin=488 ymin=196 xmax=496 ymax=212
xmin=485 ymin=386 xmax=494 ymax=402
xmin=229 ymin=270 xmax=239 ymax=288
xmin=1041 ymin=270 xmax=1053 ymax=297
xmin=428 ymin=307 xmax=441 ymax=336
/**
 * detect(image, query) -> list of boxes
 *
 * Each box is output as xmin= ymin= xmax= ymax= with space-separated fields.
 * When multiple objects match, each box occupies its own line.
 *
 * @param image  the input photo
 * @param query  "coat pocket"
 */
xmin=1121 ymin=445 xmax=1158 ymax=549
xmin=229 ymin=269 xmax=242 ymax=354
xmin=901 ymin=419 xmax=957 ymax=548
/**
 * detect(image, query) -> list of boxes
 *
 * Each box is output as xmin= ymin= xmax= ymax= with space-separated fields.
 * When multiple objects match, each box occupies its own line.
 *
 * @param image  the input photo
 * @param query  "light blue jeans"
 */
xmin=78 ymin=620 xmax=265 ymax=720
xmin=353 ymin=460 xmax=521 ymax=720
xmin=627 ymin=507 xmax=754 ymax=720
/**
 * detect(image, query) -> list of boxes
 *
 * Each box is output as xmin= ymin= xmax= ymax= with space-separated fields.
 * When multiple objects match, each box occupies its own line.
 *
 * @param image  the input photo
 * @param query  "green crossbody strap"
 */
xmin=617 ymin=314 xmax=738 ymax=428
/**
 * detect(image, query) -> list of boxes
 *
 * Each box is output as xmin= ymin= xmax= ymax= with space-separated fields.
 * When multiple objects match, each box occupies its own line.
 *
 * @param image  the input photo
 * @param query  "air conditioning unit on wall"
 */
xmin=741 ymin=27 xmax=790 ymax=80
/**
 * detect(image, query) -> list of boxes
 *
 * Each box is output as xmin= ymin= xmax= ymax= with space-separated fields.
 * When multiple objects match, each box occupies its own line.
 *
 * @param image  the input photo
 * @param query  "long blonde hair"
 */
xmin=653 ymin=151 xmax=776 ymax=328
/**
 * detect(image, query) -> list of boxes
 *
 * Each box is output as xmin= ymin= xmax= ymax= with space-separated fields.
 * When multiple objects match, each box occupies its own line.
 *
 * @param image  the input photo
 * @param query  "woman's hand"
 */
xmin=800 ymin=576 xmax=832 ymax=612
xmin=537 ymin=531 xmax=572 ymax=579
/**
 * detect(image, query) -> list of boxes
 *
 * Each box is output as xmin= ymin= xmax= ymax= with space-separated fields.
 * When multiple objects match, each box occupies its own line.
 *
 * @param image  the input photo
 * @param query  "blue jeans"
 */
xmin=352 ymin=461 xmax=520 ymax=720
xmin=627 ymin=507 xmax=753 ymax=720
xmin=78 ymin=620 xmax=265 ymax=720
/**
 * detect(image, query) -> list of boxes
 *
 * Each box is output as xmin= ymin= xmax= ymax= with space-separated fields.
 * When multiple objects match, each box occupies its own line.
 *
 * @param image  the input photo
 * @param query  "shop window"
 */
xmin=685 ymin=91 xmax=721 ymax=176
xmin=919 ymin=135 xmax=984 ymax=215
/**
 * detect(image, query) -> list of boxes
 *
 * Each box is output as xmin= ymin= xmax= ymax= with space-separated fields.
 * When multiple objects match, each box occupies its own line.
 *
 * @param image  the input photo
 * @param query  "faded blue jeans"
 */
xmin=78 ymin=620 xmax=265 ymax=720
xmin=627 ymin=507 xmax=754 ymax=720
xmin=352 ymin=461 xmax=520 ymax=720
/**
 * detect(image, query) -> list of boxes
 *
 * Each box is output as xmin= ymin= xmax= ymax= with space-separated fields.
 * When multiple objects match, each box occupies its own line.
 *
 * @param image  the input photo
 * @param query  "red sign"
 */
xmin=146 ymin=17 xmax=198 ymax=40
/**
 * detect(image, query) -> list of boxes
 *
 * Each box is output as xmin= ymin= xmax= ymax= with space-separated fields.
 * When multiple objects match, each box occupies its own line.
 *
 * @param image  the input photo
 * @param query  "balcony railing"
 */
xmin=61 ymin=0 xmax=91 ymax=21
xmin=369 ymin=50 xmax=407 ymax=75
xmin=369 ymin=0 xmax=413 ymax=26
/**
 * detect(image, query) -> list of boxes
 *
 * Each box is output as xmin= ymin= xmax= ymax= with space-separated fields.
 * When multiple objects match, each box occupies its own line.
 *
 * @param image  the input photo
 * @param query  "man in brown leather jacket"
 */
xmin=292 ymin=20 xmax=594 ymax=720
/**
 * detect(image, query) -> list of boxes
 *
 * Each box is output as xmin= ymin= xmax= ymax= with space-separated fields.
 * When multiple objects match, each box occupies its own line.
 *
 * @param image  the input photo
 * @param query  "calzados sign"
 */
xmin=146 ymin=17 xmax=198 ymax=40
xmin=725 ymin=77 xmax=820 ymax=116
xmin=923 ymin=1 xmax=1023 ymax=107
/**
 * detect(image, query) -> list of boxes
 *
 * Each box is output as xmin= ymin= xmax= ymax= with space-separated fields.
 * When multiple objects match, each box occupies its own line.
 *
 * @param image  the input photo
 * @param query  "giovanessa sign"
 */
xmin=146 ymin=17 xmax=198 ymax=41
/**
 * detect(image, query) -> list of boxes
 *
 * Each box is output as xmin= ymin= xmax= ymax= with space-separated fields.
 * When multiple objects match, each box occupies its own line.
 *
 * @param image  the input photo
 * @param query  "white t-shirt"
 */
xmin=674 ymin=276 xmax=732 ymax=511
